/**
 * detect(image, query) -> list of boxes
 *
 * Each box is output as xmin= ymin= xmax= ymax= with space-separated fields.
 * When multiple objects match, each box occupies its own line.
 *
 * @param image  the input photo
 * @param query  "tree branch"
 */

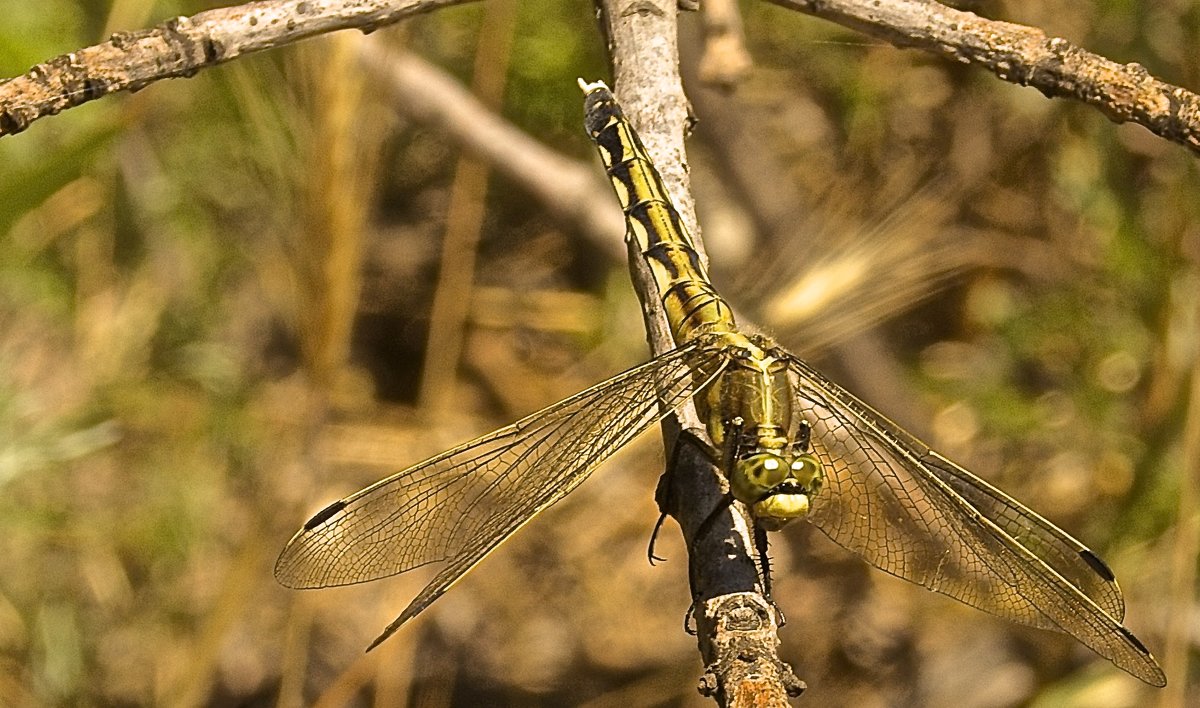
xmin=5 ymin=0 xmax=1197 ymax=159
xmin=0 ymin=0 xmax=477 ymax=137
xmin=766 ymin=0 xmax=1200 ymax=156
xmin=355 ymin=41 xmax=627 ymax=261
xmin=594 ymin=1 xmax=803 ymax=705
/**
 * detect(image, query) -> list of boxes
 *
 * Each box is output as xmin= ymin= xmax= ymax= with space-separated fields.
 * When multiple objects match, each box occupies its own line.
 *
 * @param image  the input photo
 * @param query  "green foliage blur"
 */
xmin=0 ymin=0 xmax=1196 ymax=706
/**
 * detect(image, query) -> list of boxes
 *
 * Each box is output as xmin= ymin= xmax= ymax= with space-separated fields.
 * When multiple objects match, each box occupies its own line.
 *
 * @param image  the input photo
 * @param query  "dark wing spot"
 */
xmin=1079 ymin=548 xmax=1116 ymax=581
xmin=1119 ymin=625 xmax=1151 ymax=655
xmin=303 ymin=499 xmax=348 ymax=530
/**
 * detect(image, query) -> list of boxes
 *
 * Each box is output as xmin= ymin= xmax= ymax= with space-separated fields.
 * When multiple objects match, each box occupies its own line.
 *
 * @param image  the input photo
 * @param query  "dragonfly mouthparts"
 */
xmin=751 ymin=482 xmax=816 ymax=531
xmin=766 ymin=481 xmax=810 ymax=496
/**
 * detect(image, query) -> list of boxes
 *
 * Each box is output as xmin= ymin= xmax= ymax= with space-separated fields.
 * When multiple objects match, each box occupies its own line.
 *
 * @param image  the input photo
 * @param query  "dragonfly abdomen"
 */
xmin=583 ymin=82 xmax=737 ymax=342
xmin=645 ymin=241 xmax=737 ymax=341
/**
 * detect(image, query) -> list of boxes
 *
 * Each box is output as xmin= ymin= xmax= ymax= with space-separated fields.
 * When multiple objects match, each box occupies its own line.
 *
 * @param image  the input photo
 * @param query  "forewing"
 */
xmin=919 ymin=452 xmax=1124 ymax=621
xmin=786 ymin=355 xmax=1164 ymax=686
xmin=275 ymin=342 xmax=725 ymax=642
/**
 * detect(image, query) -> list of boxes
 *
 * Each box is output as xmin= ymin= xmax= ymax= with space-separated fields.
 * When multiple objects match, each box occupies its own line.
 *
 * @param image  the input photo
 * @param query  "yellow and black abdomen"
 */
xmin=583 ymin=84 xmax=736 ymax=344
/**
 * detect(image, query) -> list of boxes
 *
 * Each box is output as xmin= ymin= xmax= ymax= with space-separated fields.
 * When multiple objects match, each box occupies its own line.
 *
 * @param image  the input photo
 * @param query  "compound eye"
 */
xmin=790 ymin=454 xmax=824 ymax=491
xmin=752 ymin=454 xmax=786 ymax=482
xmin=761 ymin=455 xmax=781 ymax=474
xmin=732 ymin=453 xmax=789 ymax=500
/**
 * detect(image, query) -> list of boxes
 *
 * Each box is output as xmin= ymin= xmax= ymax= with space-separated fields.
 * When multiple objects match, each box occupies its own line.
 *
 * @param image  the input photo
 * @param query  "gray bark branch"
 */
xmin=594 ymin=1 xmax=803 ymax=705
xmin=766 ymin=0 xmax=1200 ymax=156
xmin=2 ymin=0 xmax=1197 ymax=159
xmin=0 ymin=0 xmax=477 ymax=137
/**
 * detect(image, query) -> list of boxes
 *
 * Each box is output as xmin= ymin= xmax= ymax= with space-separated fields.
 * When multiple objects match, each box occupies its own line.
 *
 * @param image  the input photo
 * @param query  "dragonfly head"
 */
xmin=730 ymin=452 xmax=824 ymax=530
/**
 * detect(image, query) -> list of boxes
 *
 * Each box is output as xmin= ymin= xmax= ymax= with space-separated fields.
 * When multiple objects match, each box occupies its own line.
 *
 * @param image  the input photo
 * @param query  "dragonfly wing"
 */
xmin=919 ymin=451 xmax=1125 ymax=621
xmin=785 ymin=355 xmax=1165 ymax=686
xmin=275 ymin=342 xmax=725 ymax=643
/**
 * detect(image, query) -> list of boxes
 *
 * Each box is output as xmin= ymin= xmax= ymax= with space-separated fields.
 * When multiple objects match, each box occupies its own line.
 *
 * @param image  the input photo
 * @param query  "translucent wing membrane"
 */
xmin=920 ymin=452 xmax=1124 ymax=621
xmin=786 ymin=355 xmax=1165 ymax=686
xmin=273 ymin=83 xmax=1162 ymax=686
xmin=275 ymin=342 xmax=725 ymax=645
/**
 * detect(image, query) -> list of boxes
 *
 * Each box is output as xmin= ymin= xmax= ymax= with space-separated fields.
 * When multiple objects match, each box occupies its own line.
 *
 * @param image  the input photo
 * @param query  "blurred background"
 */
xmin=0 ymin=0 xmax=1197 ymax=706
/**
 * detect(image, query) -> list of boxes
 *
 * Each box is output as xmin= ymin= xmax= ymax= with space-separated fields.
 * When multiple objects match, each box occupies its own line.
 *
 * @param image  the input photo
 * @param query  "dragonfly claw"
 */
xmin=647 ymin=511 xmax=670 ymax=565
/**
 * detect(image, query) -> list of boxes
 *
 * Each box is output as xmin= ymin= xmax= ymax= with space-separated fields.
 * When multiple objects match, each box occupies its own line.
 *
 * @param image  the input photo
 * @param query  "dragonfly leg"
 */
xmin=684 ymin=599 xmax=698 ymax=636
xmin=753 ymin=523 xmax=787 ymax=627
xmin=675 ymin=414 xmax=741 ymax=553
xmin=681 ymin=493 xmax=738 ymax=630
xmin=794 ymin=419 xmax=812 ymax=452
xmin=647 ymin=511 xmax=670 ymax=565
xmin=693 ymin=494 xmax=736 ymax=548
xmin=722 ymin=416 xmax=746 ymax=471
xmin=679 ymin=414 xmax=742 ymax=570
xmin=649 ymin=428 xmax=719 ymax=565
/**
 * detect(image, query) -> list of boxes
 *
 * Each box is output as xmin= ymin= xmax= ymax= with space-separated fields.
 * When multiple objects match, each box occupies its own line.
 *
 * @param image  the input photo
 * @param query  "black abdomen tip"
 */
xmin=584 ymin=88 xmax=622 ymax=136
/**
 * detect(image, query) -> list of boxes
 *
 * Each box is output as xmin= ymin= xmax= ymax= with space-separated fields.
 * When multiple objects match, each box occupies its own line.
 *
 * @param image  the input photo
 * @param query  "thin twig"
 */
xmin=356 ymin=42 xmax=626 ymax=261
xmin=594 ymin=1 xmax=803 ymax=705
xmin=2 ymin=0 xmax=1198 ymax=164
xmin=766 ymin=0 xmax=1200 ymax=156
xmin=0 ymin=0 xmax=477 ymax=137
xmin=3 ymin=0 xmax=1197 ymax=161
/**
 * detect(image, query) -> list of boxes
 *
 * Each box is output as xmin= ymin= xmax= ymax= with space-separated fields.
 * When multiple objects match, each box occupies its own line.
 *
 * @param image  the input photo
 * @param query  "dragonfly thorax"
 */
xmin=699 ymin=334 xmax=826 ymax=529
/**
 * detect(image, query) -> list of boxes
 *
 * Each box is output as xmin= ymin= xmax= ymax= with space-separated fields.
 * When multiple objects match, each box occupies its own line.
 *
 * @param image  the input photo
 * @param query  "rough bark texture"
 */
xmin=767 ymin=0 xmax=1200 ymax=156
xmin=3 ymin=0 xmax=1198 ymax=158
xmin=0 ymin=0 xmax=476 ymax=137
xmin=594 ymin=1 xmax=803 ymax=705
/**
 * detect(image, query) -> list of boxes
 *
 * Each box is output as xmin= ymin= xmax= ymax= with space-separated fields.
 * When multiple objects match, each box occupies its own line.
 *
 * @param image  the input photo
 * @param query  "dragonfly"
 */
xmin=275 ymin=79 xmax=1166 ymax=687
